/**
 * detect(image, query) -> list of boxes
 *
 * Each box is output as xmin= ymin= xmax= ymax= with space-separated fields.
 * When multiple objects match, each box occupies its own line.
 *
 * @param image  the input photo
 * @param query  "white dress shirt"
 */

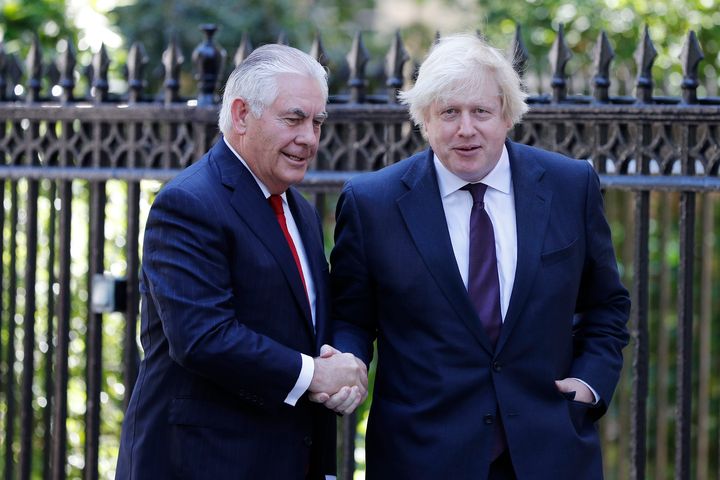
xmin=433 ymin=147 xmax=517 ymax=321
xmin=223 ymin=138 xmax=315 ymax=407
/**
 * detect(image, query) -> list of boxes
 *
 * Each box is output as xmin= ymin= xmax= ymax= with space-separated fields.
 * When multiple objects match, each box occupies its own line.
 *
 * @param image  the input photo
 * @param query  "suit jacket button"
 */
xmin=492 ymin=361 xmax=502 ymax=372
xmin=484 ymin=414 xmax=494 ymax=425
xmin=304 ymin=436 xmax=313 ymax=447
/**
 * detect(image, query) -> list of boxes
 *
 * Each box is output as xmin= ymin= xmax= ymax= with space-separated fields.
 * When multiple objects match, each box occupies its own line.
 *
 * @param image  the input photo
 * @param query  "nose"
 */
xmin=457 ymin=111 xmax=475 ymax=137
xmin=295 ymin=120 xmax=319 ymax=147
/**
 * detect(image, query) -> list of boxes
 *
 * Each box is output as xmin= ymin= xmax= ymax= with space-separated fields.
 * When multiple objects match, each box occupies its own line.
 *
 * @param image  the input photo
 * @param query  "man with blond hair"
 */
xmin=325 ymin=33 xmax=630 ymax=479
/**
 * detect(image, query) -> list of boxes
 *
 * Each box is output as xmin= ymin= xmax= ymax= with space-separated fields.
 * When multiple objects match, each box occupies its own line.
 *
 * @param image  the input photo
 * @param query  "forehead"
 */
xmin=434 ymin=75 xmax=502 ymax=108
xmin=434 ymin=90 xmax=502 ymax=110
xmin=271 ymin=73 xmax=326 ymax=112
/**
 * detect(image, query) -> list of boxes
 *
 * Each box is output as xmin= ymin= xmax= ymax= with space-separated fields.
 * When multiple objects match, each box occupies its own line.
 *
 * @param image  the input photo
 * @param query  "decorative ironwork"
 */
xmin=192 ymin=24 xmax=226 ymax=107
xmin=680 ymin=30 xmax=703 ymax=105
xmin=3 ymin=22 xmax=720 ymax=480
xmin=346 ymin=32 xmax=369 ymax=104
xmin=233 ymin=32 xmax=254 ymax=67
xmin=634 ymin=25 xmax=657 ymax=104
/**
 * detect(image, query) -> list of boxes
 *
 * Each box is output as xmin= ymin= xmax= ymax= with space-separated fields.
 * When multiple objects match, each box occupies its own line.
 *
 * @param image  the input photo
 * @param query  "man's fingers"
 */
xmin=340 ymin=387 xmax=364 ymax=415
xmin=319 ymin=344 xmax=340 ymax=358
xmin=309 ymin=392 xmax=330 ymax=403
xmin=323 ymin=386 xmax=351 ymax=410
xmin=332 ymin=386 xmax=361 ymax=414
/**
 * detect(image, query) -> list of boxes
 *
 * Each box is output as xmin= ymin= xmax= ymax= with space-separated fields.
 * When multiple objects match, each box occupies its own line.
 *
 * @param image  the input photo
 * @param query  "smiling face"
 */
xmin=423 ymin=76 xmax=511 ymax=183
xmin=231 ymin=73 xmax=327 ymax=194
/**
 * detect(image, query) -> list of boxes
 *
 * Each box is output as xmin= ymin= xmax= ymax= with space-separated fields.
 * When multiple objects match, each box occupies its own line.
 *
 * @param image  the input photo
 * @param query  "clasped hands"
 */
xmin=308 ymin=344 xmax=368 ymax=415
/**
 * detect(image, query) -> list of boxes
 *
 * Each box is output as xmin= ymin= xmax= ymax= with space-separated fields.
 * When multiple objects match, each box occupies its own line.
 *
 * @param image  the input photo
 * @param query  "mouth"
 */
xmin=453 ymin=145 xmax=482 ymax=154
xmin=282 ymin=152 xmax=310 ymax=164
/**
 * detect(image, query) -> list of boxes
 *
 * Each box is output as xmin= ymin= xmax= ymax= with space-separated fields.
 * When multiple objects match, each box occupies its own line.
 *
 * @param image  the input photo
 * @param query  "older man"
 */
xmin=116 ymin=44 xmax=366 ymax=480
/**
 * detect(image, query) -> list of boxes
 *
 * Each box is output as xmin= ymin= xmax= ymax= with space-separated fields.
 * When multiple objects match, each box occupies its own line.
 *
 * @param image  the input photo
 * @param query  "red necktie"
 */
xmin=268 ymin=194 xmax=308 ymax=297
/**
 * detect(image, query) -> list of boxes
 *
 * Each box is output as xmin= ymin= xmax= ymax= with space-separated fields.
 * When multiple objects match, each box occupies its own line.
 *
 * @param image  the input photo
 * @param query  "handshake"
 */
xmin=308 ymin=344 xmax=368 ymax=415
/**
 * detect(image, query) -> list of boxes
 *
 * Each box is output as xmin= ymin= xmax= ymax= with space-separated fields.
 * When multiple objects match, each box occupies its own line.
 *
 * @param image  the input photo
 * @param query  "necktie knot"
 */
xmin=268 ymin=194 xmax=284 ymax=215
xmin=462 ymin=183 xmax=488 ymax=206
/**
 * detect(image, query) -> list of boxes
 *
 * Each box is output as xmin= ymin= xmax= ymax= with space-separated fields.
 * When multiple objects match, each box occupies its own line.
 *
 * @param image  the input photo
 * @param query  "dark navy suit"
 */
xmin=116 ymin=140 xmax=335 ymax=479
xmin=330 ymin=141 xmax=630 ymax=479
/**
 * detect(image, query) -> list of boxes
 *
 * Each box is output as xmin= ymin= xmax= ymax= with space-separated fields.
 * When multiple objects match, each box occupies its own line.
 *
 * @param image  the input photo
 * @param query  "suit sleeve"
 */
xmin=571 ymin=164 xmax=630 ymax=413
xmin=329 ymin=183 xmax=377 ymax=366
xmin=143 ymin=185 xmax=304 ymax=406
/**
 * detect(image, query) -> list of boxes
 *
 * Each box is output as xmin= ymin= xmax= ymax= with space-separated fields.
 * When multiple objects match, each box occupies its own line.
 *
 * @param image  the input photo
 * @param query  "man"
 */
xmin=116 ymin=44 xmax=366 ymax=480
xmin=327 ymin=34 xmax=630 ymax=479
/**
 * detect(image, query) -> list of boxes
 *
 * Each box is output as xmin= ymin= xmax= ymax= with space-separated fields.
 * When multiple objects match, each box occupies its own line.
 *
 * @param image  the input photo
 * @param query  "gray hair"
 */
xmin=218 ymin=44 xmax=328 ymax=134
xmin=398 ymin=33 xmax=528 ymax=129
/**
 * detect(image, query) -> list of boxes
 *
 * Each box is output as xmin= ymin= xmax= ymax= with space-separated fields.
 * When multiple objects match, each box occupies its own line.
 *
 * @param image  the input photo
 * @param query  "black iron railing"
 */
xmin=1 ymin=23 xmax=720 ymax=480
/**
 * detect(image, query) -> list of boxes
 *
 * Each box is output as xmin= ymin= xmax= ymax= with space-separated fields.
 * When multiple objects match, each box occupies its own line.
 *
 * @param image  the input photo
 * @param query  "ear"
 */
xmin=230 ymin=97 xmax=252 ymax=134
xmin=420 ymin=118 xmax=429 ymax=141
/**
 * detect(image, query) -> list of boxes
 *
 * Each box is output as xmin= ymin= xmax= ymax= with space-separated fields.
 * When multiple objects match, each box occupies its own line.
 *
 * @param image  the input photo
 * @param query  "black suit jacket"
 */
xmin=116 ymin=139 xmax=335 ymax=479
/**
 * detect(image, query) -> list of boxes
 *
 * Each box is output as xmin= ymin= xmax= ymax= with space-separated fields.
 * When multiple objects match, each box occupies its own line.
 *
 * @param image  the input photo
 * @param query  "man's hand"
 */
xmin=555 ymin=378 xmax=594 ymax=404
xmin=308 ymin=344 xmax=368 ymax=414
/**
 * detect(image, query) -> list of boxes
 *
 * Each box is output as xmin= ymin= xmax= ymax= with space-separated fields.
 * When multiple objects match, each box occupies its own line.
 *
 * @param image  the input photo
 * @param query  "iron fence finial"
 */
xmin=233 ymin=32 xmax=253 ymax=67
xmin=26 ymin=35 xmax=43 ymax=103
xmin=680 ymin=30 xmax=704 ymax=105
xmin=346 ymin=31 xmax=369 ymax=104
xmin=634 ymin=25 xmax=657 ymax=104
xmin=592 ymin=31 xmax=615 ymax=103
xmin=549 ymin=23 xmax=572 ymax=103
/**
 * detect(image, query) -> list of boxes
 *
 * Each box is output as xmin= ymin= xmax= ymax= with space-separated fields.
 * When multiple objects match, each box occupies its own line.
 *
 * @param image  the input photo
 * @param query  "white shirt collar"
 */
xmin=223 ymin=137 xmax=286 ymax=202
xmin=433 ymin=144 xmax=512 ymax=198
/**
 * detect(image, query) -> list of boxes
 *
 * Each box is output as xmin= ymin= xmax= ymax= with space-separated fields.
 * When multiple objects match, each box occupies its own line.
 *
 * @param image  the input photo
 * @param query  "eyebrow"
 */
xmin=287 ymin=108 xmax=328 ymax=121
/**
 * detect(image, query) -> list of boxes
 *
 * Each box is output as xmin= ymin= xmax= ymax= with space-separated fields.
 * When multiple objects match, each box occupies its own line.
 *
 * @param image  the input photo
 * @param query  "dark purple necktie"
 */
xmin=463 ymin=183 xmax=502 ymax=347
xmin=463 ymin=183 xmax=507 ymax=461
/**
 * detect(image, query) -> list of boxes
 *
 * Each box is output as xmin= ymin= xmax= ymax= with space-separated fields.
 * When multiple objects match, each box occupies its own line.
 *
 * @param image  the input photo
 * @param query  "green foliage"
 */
xmin=109 ymin=0 xmax=377 ymax=94
xmin=0 ymin=0 xmax=77 ymax=52
xmin=472 ymin=0 xmax=720 ymax=95
xmin=366 ymin=0 xmax=720 ymax=96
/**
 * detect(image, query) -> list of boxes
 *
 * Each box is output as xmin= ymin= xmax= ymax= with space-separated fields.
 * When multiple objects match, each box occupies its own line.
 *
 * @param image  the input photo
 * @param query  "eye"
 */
xmin=313 ymin=118 xmax=324 ymax=128
xmin=284 ymin=117 xmax=302 ymax=125
xmin=474 ymin=106 xmax=497 ymax=118
xmin=440 ymin=108 xmax=457 ymax=119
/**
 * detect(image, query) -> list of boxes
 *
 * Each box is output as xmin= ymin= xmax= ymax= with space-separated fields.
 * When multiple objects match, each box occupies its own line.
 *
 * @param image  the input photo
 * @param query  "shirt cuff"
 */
xmin=571 ymin=377 xmax=600 ymax=405
xmin=284 ymin=353 xmax=314 ymax=406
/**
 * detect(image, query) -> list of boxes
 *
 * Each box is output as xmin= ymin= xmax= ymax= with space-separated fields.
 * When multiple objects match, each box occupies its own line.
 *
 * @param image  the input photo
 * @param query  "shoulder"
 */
xmin=150 ymin=156 xmax=230 ymax=226
xmin=509 ymin=141 xmax=594 ymax=182
xmin=157 ymin=155 xmax=220 ymax=201
xmin=509 ymin=141 xmax=586 ymax=167
xmin=345 ymin=149 xmax=429 ymax=194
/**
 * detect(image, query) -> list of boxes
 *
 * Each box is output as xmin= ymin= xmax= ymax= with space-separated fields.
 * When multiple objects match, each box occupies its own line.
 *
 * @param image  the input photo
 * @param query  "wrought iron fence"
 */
xmin=1 ymin=22 xmax=720 ymax=480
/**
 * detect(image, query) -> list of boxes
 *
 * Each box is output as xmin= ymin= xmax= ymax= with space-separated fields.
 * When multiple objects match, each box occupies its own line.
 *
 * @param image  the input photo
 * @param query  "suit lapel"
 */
xmin=212 ymin=140 xmax=315 ymax=335
xmin=287 ymin=188 xmax=324 ymax=342
xmin=496 ymin=141 xmax=551 ymax=353
xmin=397 ymin=150 xmax=494 ymax=353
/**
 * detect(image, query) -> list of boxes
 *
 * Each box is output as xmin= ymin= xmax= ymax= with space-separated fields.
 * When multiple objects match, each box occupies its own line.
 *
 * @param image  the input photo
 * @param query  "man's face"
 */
xmin=234 ymin=73 xmax=327 ymax=194
xmin=423 ymin=77 xmax=511 ymax=182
